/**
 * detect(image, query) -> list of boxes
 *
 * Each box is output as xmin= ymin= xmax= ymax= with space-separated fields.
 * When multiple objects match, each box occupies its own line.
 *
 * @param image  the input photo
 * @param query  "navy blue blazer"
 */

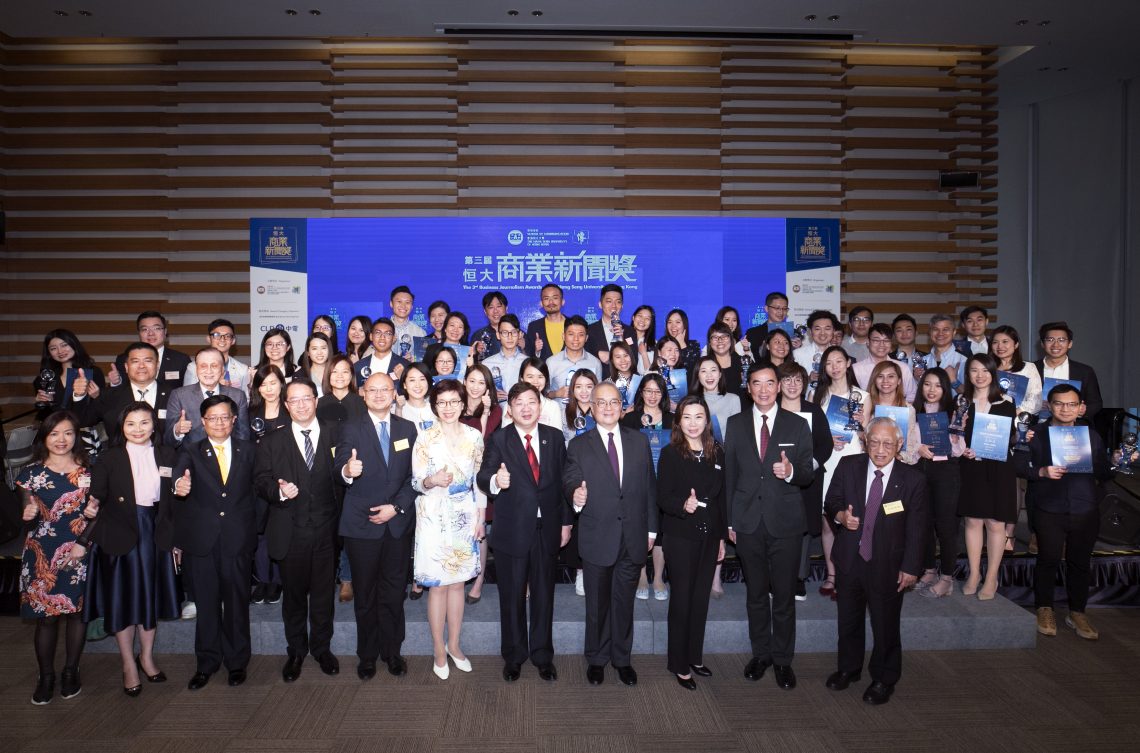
xmin=352 ymin=353 xmax=411 ymax=393
xmin=334 ymin=412 xmax=417 ymax=539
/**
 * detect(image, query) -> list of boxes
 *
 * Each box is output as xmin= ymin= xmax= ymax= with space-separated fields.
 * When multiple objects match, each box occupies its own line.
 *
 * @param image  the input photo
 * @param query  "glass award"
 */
xmin=793 ymin=324 xmax=809 ymax=342
xmin=1013 ymin=411 xmax=1034 ymax=452
xmin=35 ymin=368 xmax=57 ymax=410
xmin=398 ymin=334 xmax=412 ymax=359
xmin=615 ymin=375 xmax=630 ymax=408
xmin=948 ymin=395 xmax=970 ymax=435
xmin=478 ymin=330 xmax=492 ymax=362
xmin=1115 ymin=432 xmax=1138 ymax=475
xmin=641 ymin=413 xmax=654 ymax=428
xmin=610 ymin=312 xmax=622 ymax=343
xmin=250 ymin=417 xmax=266 ymax=436
xmin=911 ymin=351 xmax=926 ymax=380
xmin=845 ymin=391 xmax=863 ymax=431
xmin=491 ymin=366 xmax=504 ymax=394
xmin=739 ymin=351 xmax=753 ymax=387
xmin=361 ymin=365 xmax=372 ymax=379
xmin=809 ymin=352 xmax=822 ymax=391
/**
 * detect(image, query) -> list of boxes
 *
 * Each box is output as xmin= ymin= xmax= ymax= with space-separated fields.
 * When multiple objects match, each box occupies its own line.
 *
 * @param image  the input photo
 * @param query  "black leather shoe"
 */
xmin=826 ymin=670 xmax=862 ymax=691
xmin=773 ymin=664 xmax=796 ymax=690
xmin=409 ymin=586 xmax=424 ymax=601
xmin=744 ymin=657 xmax=772 ymax=681
xmin=357 ymin=661 xmax=376 ymax=681
xmin=31 ymin=673 xmax=55 ymax=705
xmin=228 ymin=668 xmax=247 ymax=687
xmin=616 ymin=665 xmax=638 ymax=686
xmin=137 ymin=655 xmax=166 ymax=683
xmin=386 ymin=655 xmax=407 ymax=677
xmin=863 ymin=681 xmax=894 ymax=705
xmin=690 ymin=664 xmax=712 ymax=677
xmin=188 ymin=672 xmax=211 ymax=691
xmin=317 ymin=652 xmax=340 ymax=676
xmin=676 ymin=674 xmax=697 ymax=691
xmin=586 ymin=665 xmax=605 ymax=685
xmin=503 ymin=663 xmax=521 ymax=682
xmin=537 ymin=663 xmax=558 ymax=682
xmin=123 ymin=677 xmax=142 ymax=698
xmin=59 ymin=666 xmax=81 ymax=699
xmin=250 ymin=583 xmax=266 ymax=605
xmin=282 ymin=656 xmax=304 ymax=683
xmin=266 ymin=583 xmax=283 ymax=604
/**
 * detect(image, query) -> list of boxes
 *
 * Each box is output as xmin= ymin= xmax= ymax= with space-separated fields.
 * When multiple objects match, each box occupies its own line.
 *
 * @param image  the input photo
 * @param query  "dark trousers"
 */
xmin=254 ymin=533 xmax=281 ymax=586
xmin=344 ymin=533 xmax=411 ymax=662
xmin=279 ymin=519 xmax=337 ymax=659
xmin=187 ymin=547 xmax=252 ymax=674
xmin=496 ymin=529 xmax=557 ymax=666
xmin=836 ymin=556 xmax=904 ymax=686
xmin=1034 ymin=508 xmax=1099 ymax=612
xmin=582 ymin=549 xmax=640 ymax=667
xmin=919 ymin=458 xmax=961 ymax=575
xmin=736 ymin=522 xmax=800 ymax=664
xmin=663 ymin=533 xmax=718 ymax=675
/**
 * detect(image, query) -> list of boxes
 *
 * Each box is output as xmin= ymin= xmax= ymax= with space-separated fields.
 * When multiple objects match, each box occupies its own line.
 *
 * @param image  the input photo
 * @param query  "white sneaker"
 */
xmin=181 ymin=601 xmax=197 ymax=620
xmin=574 ymin=570 xmax=585 ymax=597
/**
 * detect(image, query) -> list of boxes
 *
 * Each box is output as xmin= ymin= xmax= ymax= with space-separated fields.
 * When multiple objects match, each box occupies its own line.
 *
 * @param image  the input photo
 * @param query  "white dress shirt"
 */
xmin=1042 ymin=358 xmax=1070 ymax=380
xmin=751 ymin=404 xmax=794 ymax=484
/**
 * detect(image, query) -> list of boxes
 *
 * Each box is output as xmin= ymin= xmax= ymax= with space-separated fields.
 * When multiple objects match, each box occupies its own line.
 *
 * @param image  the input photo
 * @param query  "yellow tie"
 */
xmin=214 ymin=444 xmax=229 ymax=484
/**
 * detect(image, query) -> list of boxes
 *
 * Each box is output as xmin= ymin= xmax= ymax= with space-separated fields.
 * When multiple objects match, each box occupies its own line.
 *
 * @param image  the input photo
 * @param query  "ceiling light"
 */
xmin=804 ymin=14 xmax=816 ymax=21
xmin=507 ymin=9 xmax=519 ymax=15
xmin=532 ymin=9 xmax=543 ymax=16
xmin=285 ymin=8 xmax=298 ymax=15
xmin=1037 ymin=66 xmax=1051 ymax=72
xmin=1057 ymin=67 xmax=1069 ymax=72
xmin=53 ymin=9 xmax=69 ymax=16
xmin=827 ymin=14 xmax=840 ymax=21
xmin=1037 ymin=20 xmax=1051 ymax=27
xmin=1015 ymin=19 xmax=1029 ymax=26
xmin=309 ymin=9 xmax=321 ymax=15
xmin=78 ymin=9 xmax=93 ymax=16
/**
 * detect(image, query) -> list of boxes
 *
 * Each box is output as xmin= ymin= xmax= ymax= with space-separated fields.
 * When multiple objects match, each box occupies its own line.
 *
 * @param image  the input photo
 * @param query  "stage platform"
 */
xmin=81 ymin=582 xmax=1035 ymax=656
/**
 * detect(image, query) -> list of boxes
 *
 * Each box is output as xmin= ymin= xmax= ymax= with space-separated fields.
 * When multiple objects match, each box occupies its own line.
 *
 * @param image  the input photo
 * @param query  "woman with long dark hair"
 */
xmin=665 ymin=308 xmax=702 ymax=374
xmin=629 ymin=305 xmax=658 ymax=374
xmin=344 ymin=315 xmax=372 ymax=364
xmin=310 ymin=315 xmax=340 ymax=353
xmin=256 ymin=329 xmax=297 ymax=382
xmin=460 ymin=364 xmax=502 ymax=605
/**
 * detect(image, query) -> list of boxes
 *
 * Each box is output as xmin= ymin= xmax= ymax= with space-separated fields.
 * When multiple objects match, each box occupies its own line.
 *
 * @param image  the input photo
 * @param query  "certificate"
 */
xmin=997 ymin=370 xmax=1029 ymax=409
xmin=615 ymin=374 xmax=641 ymax=410
xmin=663 ymin=368 xmax=688 ymax=405
xmin=450 ymin=345 xmax=471 ymax=379
xmin=1039 ymin=377 xmax=1082 ymax=419
xmin=411 ymin=336 xmax=432 ymax=362
xmin=917 ymin=411 xmax=951 ymax=458
xmin=642 ymin=428 xmax=669 ymax=471
xmin=876 ymin=405 xmax=910 ymax=445
xmin=970 ymin=413 xmax=1012 ymax=462
xmin=825 ymin=395 xmax=854 ymax=443
xmin=432 ymin=374 xmax=459 ymax=384
xmin=1049 ymin=425 xmax=1093 ymax=473
xmin=768 ymin=321 xmax=794 ymax=338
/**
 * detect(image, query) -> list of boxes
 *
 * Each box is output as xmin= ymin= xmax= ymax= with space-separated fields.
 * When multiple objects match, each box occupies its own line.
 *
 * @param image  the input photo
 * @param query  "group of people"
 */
xmin=19 ymin=283 xmax=1129 ymax=708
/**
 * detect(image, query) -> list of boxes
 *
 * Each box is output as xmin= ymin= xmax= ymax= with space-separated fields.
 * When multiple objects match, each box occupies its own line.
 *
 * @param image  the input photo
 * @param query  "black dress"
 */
xmin=957 ymin=399 xmax=1018 ymax=523
xmin=785 ymin=401 xmax=834 ymax=536
xmin=316 ymin=391 xmax=366 ymax=424
xmin=620 ymin=410 xmax=674 ymax=431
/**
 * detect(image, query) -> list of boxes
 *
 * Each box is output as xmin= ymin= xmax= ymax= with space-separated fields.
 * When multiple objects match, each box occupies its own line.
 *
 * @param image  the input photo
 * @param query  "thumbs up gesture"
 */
xmin=83 ymin=495 xmax=101 ymax=520
xmin=278 ymin=478 xmax=299 ymax=500
xmin=175 ymin=469 xmax=192 ymax=496
xmin=683 ymin=488 xmax=699 ymax=514
xmin=345 ymin=448 xmax=363 ymax=479
xmin=534 ymin=333 xmax=544 ymax=354
xmin=175 ymin=409 xmax=193 ymax=436
xmin=573 ymin=480 xmax=588 ymax=507
xmin=22 ymin=494 xmax=41 ymax=522
xmin=496 ymin=462 xmax=511 ymax=490
xmin=107 ymin=361 xmax=122 ymax=387
xmin=843 ymin=504 xmax=860 ymax=531
xmin=772 ymin=450 xmax=793 ymax=480
xmin=71 ymin=369 xmax=89 ymax=398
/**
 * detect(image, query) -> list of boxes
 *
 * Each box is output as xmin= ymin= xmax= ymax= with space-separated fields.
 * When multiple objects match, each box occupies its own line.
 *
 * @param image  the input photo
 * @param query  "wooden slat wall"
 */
xmin=0 ymin=35 xmax=998 ymax=415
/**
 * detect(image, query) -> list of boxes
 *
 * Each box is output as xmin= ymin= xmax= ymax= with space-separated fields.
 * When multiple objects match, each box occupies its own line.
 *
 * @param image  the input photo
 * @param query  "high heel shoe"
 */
xmin=432 ymin=658 xmax=450 ymax=680
xmin=137 ymin=655 xmax=167 ymax=683
xmin=977 ymin=583 xmax=998 ymax=601
xmin=123 ymin=674 xmax=143 ymax=698
xmin=446 ymin=648 xmax=472 ymax=673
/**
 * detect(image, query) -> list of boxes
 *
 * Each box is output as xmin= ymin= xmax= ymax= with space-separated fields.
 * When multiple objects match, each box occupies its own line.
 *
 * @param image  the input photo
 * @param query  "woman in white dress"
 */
xmin=411 ymin=379 xmax=485 ymax=680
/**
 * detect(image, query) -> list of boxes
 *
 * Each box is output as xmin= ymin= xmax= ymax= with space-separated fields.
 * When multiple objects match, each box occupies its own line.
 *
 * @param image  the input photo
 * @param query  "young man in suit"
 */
xmin=166 ymin=347 xmax=250 ymax=448
xmin=353 ymin=317 xmax=410 ymax=391
xmin=743 ymin=291 xmax=799 ymax=360
xmin=477 ymin=382 xmax=573 ymax=682
xmin=172 ymin=394 xmax=258 ymax=690
xmin=525 ymin=283 xmax=567 ymax=360
xmin=112 ymin=311 xmax=191 ymax=393
xmin=183 ymin=318 xmax=251 ymax=393
xmin=71 ymin=342 xmax=172 ymax=444
xmin=334 ymin=372 xmax=418 ymax=680
xmin=724 ymin=364 xmax=815 ymax=690
xmin=824 ymin=417 xmax=929 ymax=705
xmin=254 ymin=378 xmax=343 ymax=682
xmin=1033 ymin=321 xmax=1104 ymax=423
xmin=584 ymin=284 xmax=628 ymax=365
xmin=954 ymin=305 xmax=991 ymax=357
xmin=563 ymin=381 xmax=658 ymax=687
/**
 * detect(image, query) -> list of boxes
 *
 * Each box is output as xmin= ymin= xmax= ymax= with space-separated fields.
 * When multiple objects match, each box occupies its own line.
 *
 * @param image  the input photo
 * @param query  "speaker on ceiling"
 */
xmin=938 ymin=171 xmax=980 ymax=189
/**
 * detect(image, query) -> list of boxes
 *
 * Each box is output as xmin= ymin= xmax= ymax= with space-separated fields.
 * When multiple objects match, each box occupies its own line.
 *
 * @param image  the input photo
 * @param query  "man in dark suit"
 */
xmin=165 ymin=347 xmax=250 ymax=448
xmin=112 ymin=310 xmax=191 ymax=393
xmin=525 ymin=283 xmax=567 ymax=360
xmin=477 ymin=382 xmax=573 ymax=682
xmin=353 ymin=317 xmax=410 ymax=392
xmin=254 ymin=378 xmax=343 ymax=682
xmin=724 ymin=364 xmax=814 ymax=690
xmin=823 ymin=417 xmax=929 ymax=705
xmin=953 ymin=305 xmax=991 ymax=358
xmin=72 ymin=342 xmax=172 ymax=444
xmin=563 ymin=381 xmax=658 ymax=686
xmin=1033 ymin=321 xmax=1103 ymax=423
xmin=584 ymin=284 xmax=628 ymax=365
xmin=334 ymin=372 xmax=418 ymax=680
xmin=172 ymin=394 xmax=258 ymax=690
xmin=743 ymin=291 xmax=798 ymax=360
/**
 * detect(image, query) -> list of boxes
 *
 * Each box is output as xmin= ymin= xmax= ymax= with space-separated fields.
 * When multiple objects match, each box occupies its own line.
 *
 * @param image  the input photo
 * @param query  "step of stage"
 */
xmin=84 ymin=582 xmax=1036 ymax=656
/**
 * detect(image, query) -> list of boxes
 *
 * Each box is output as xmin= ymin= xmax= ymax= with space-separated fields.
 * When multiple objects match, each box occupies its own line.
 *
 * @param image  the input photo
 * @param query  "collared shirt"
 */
xmin=751 ymin=404 xmax=794 ymax=484
xmin=488 ymin=424 xmax=542 ymax=502
xmin=792 ymin=342 xmax=828 ymax=374
xmin=481 ymin=349 xmax=529 ymax=402
xmin=343 ymin=410 xmax=391 ymax=484
xmin=185 ymin=356 xmax=250 ymax=394
xmin=546 ymin=349 xmax=604 ymax=399
xmin=926 ymin=346 xmax=967 ymax=388
xmin=392 ymin=319 xmax=426 ymax=343
xmin=842 ymin=335 xmax=870 ymax=362
xmin=595 ymin=424 xmax=624 ymax=484
xmin=173 ymin=382 xmax=222 ymax=441
xmin=131 ymin=380 xmax=158 ymax=407
xmin=1043 ymin=358 xmax=1070 ymax=380
xmin=865 ymin=458 xmax=896 ymax=501
xmin=967 ymin=337 xmax=989 ymax=355
xmin=368 ymin=352 xmax=393 ymax=377
xmin=291 ymin=420 xmax=321 ymax=461
xmin=209 ymin=436 xmax=234 ymax=481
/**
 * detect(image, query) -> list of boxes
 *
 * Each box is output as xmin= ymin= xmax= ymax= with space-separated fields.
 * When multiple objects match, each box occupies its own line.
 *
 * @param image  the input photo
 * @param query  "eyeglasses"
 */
xmin=498 ymin=329 xmax=519 ymax=337
xmin=436 ymin=399 xmax=463 ymax=408
xmin=710 ymin=334 xmax=731 ymax=342
xmin=869 ymin=337 xmax=892 ymax=344
xmin=852 ymin=316 xmax=873 ymax=324
xmin=780 ymin=377 xmax=804 ymax=384
xmin=209 ymin=332 xmax=234 ymax=341
xmin=286 ymin=397 xmax=315 ymax=406
xmin=313 ymin=325 xmax=332 ymax=333
xmin=593 ymin=398 xmax=623 ymax=408
xmin=372 ymin=331 xmax=394 ymax=339
xmin=364 ymin=387 xmax=394 ymax=395
xmin=139 ymin=325 xmax=166 ymax=334
xmin=866 ymin=439 xmax=898 ymax=450
xmin=641 ymin=388 xmax=662 ymax=396
xmin=264 ymin=341 xmax=287 ymax=350
xmin=1043 ymin=337 xmax=1069 ymax=344
xmin=767 ymin=305 xmax=789 ymax=312
xmin=1050 ymin=400 xmax=1081 ymax=409
xmin=203 ymin=415 xmax=234 ymax=424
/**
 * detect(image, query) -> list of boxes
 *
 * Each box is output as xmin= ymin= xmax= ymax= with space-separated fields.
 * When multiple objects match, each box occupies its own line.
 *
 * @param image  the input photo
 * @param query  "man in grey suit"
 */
xmin=563 ymin=381 xmax=658 ymax=687
xmin=166 ymin=347 xmax=249 ymax=448
xmin=724 ymin=364 xmax=814 ymax=690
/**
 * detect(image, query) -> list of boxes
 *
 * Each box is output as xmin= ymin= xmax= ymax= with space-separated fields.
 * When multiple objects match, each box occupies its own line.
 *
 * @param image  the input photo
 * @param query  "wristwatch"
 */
xmin=393 ymin=504 xmax=405 ymax=515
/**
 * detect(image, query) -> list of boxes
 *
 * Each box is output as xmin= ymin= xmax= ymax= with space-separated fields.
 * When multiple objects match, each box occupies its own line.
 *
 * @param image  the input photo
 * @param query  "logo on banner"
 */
xmin=793 ymin=225 xmax=832 ymax=266
xmin=507 ymin=230 xmax=524 ymax=246
xmin=260 ymin=225 xmax=299 ymax=265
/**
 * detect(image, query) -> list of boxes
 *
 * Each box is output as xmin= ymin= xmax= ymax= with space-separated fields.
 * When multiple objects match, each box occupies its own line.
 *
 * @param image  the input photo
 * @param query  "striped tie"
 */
xmin=301 ymin=429 xmax=314 ymax=471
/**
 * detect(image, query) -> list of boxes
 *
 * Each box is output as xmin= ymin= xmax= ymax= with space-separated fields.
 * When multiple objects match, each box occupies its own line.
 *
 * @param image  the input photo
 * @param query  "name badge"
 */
xmin=165 ymin=371 xmax=180 ymax=381
xmin=882 ymin=500 xmax=904 ymax=515
xmin=778 ymin=443 xmax=795 ymax=447
xmin=393 ymin=438 xmax=410 ymax=452
xmin=330 ymin=446 xmax=336 ymax=458
xmin=157 ymin=409 xmax=167 ymax=420
xmin=77 ymin=474 xmax=91 ymax=488
xmin=158 ymin=466 xmax=173 ymax=478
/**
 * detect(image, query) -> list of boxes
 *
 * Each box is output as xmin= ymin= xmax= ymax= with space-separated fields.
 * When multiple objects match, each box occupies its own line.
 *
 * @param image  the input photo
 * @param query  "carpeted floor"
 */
xmin=1 ymin=608 xmax=1139 ymax=753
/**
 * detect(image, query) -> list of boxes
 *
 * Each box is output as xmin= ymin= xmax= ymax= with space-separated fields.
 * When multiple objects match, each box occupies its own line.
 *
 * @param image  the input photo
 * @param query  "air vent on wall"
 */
xmin=435 ymin=24 xmax=859 ymax=41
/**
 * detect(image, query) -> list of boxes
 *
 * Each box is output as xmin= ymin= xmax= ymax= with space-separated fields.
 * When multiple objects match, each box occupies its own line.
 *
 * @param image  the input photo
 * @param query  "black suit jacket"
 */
xmin=723 ymin=407 xmax=815 ymax=538
xmin=254 ymin=420 xmax=344 ymax=561
xmin=1032 ymin=358 xmax=1103 ymax=422
xmin=116 ymin=347 xmax=191 ymax=394
xmin=477 ymin=423 xmax=572 ymax=558
xmin=88 ymin=443 xmax=178 ymax=556
xmin=164 ymin=383 xmax=250 ymax=448
xmin=656 ymin=443 xmax=727 ymax=542
xmin=525 ymin=316 xmax=566 ymax=360
xmin=585 ymin=319 xmax=628 ymax=360
xmin=73 ymin=382 xmax=171 ymax=445
xmin=744 ymin=323 xmax=771 ymax=361
xmin=334 ymin=412 xmax=418 ymax=539
xmin=563 ymin=425 xmax=659 ymax=567
xmin=353 ymin=353 xmax=410 ymax=390
xmin=824 ymin=455 xmax=929 ymax=583
xmin=172 ymin=437 xmax=258 ymax=557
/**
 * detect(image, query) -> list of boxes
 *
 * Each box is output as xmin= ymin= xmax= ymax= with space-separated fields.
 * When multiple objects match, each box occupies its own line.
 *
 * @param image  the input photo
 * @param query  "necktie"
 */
xmin=759 ymin=413 xmax=770 ymax=460
xmin=214 ymin=444 xmax=229 ymax=484
xmin=301 ymin=429 xmax=314 ymax=471
xmin=524 ymin=433 xmax=540 ymax=483
xmin=205 ymin=390 xmax=215 ymax=398
xmin=137 ymin=388 xmax=147 ymax=405
xmin=859 ymin=469 xmax=884 ymax=562
xmin=378 ymin=421 xmax=390 ymax=464
xmin=607 ymin=432 xmax=620 ymax=484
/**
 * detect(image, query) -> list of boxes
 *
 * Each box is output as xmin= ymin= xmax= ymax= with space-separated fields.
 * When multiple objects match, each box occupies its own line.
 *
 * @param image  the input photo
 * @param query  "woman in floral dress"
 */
xmin=412 ymin=379 xmax=485 ymax=680
xmin=17 ymin=410 xmax=94 ymax=705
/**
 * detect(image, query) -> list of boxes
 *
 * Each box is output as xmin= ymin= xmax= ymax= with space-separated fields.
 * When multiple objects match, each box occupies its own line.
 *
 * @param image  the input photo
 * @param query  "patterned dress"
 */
xmin=17 ymin=464 xmax=90 ymax=618
xmin=412 ymin=423 xmax=485 ymax=587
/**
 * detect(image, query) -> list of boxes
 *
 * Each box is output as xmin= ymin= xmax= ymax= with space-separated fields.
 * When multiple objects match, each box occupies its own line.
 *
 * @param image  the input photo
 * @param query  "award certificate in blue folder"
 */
xmin=997 ymin=370 xmax=1029 ymax=408
xmin=450 ymin=345 xmax=470 ymax=379
xmin=411 ymin=336 xmax=432 ymax=362
xmin=970 ymin=413 xmax=1012 ymax=462
xmin=1049 ymin=425 xmax=1093 ymax=473
xmin=1039 ymin=377 xmax=1082 ymax=419
xmin=641 ymin=428 xmax=669 ymax=471
xmin=876 ymin=405 xmax=910 ymax=444
xmin=917 ymin=412 xmax=951 ymax=458
xmin=663 ymin=369 xmax=688 ymax=406
xmin=768 ymin=321 xmax=795 ymax=338
xmin=825 ymin=395 xmax=854 ymax=442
